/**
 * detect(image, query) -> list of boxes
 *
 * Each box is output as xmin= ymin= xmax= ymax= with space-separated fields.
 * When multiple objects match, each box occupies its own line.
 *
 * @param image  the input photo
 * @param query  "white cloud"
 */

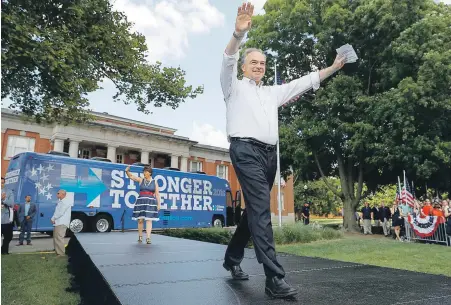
xmin=440 ymin=0 xmax=451 ymax=4
xmin=112 ymin=0 xmax=225 ymax=61
xmin=191 ymin=121 xmax=229 ymax=148
xmin=251 ymin=0 xmax=267 ymax=15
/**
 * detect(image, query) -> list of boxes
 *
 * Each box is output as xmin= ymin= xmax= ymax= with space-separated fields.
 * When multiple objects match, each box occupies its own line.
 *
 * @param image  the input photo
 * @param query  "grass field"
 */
xmin=1 ymin=253 xmax=80 ymax=305
xmin=277 ymin=233 xmax=451 ymax=277
xmin=309 ymin=218 xmax=343 ymax=225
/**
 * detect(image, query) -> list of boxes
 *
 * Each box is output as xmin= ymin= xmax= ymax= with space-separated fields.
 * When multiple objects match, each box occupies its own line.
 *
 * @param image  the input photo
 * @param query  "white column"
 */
xmin=107 ymin=145 xmax=117 ymax=163
xmin=170 ymin=155 xmax=179 ymax=168
xmin=68 ymin=140 xmax=80 ymax=158
xmin=141 ymin=151 xmax=150 ymax=165
xmin=180 ymin=156 xmax=188 ymax=172
xmin=53 ymin=138 xmax=64 ymax=152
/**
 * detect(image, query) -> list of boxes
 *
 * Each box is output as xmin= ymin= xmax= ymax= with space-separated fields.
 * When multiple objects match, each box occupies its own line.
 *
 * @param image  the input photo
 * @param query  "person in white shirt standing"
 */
xmin=220 ymin=2 xmax=347 ymax=299
xmin=51 ymin=189 xmax=72 ymax=256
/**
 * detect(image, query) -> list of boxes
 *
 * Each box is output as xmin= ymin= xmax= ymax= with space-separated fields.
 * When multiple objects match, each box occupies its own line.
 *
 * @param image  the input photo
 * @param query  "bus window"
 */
xmin=3 ymin=154 xmax=24 ymax=205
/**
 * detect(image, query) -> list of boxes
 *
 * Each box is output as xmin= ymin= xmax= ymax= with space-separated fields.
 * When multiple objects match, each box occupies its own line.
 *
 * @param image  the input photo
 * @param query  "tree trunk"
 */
xmin=342 ymin=198 xmax=360 ymax=232
xmin=313 ymin=151 xmax=364 ymax=232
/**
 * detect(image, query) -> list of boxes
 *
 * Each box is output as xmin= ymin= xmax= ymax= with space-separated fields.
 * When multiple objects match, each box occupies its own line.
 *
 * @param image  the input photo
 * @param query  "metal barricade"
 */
xmin=404 ymin=217 xmax=450 ymax=246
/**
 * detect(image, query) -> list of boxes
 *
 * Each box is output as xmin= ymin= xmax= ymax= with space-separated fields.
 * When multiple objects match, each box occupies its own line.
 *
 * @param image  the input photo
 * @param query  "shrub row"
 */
xmin=160 ymin=227 xmax=233 ymax=245
xmin=159 ymin=222 xmax=343 ymax=246
xmin=273 ymin=223 xmax=343 ymax=244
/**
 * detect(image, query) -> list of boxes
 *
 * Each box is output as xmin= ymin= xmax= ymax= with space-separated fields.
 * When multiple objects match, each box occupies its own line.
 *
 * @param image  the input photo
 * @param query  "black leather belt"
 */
xmin=230 ymin=137 xmax=276 ymax=151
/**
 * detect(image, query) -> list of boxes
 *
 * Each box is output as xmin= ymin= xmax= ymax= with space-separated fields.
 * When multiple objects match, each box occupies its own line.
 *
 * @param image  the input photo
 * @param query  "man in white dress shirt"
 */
xmin=220 ymin=2 xmax=346 ymax=299
xmin=51 ymin=189 xmax=72 ymax=256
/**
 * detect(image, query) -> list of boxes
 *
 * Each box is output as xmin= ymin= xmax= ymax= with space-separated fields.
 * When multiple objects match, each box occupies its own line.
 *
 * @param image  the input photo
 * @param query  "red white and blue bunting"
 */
xmin=407 ymin=215 xmax=444 ymax=238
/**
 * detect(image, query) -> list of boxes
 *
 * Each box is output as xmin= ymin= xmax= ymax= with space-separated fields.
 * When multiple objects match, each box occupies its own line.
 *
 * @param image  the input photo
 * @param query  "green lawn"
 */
xmin=277 ymin=233 xmax=451 ymax=277
xmin=1 ymin=253 xmax=80 ymax=305
xmin=310 ymin=218 xmax=343 ymax=225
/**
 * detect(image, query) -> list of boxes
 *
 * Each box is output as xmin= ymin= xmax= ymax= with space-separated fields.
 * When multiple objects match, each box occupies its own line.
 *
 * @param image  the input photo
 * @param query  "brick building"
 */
xmin=1 ymin=108 xmax=295 ymax=224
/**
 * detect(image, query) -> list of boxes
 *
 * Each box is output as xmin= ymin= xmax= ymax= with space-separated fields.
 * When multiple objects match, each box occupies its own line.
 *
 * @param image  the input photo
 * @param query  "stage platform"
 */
xmin=67 ymin=232 xmax=451 ymax=305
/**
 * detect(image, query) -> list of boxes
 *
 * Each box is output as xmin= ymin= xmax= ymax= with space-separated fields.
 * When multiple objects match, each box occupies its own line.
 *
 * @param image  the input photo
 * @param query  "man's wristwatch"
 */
xmin=233 ymin=31 xmax=245 ymax=39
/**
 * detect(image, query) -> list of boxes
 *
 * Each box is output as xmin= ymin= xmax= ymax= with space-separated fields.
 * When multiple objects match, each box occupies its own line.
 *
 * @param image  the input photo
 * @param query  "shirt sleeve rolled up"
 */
xmin=275 ymin=71 xmax=321 ymax=107
xmin=220 ymin=51 xmax=239 ymax=101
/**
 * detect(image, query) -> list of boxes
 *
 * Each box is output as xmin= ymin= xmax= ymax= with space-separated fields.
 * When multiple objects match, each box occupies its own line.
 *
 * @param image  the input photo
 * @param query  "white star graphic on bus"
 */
xmin=46 ymin=164 xmax=54 ymax=172
xmin=46 ymin=183 xmax=53 ymax=191
xmin=30 ymin=168 xmax=37 ymax=177
xmin=39 ymin=187 xmax=46 ymax=195
xmin=37 ymin=164 xmax=44 ymax=174
xmin=45 ymin=192 xmax=52 ymax=200
xmin=41 ymin=174 xmax=49 ymax=182
xmin=35 ymin=182 xmax=41 ymax=189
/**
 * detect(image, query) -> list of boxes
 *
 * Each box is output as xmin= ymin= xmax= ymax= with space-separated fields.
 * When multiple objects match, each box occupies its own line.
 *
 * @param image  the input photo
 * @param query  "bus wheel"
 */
xmin=212 ymin=216 xmax=224 ymax=228
xmin=69 ymin=214 xmax=87 ymax=234
xmin=94 ymin=214 xmax=112 ymax=233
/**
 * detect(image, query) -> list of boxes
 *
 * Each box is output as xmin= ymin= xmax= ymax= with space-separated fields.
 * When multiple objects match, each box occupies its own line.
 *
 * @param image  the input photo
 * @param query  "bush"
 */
xmin=159 ymin=223 xmax=343 ymax=246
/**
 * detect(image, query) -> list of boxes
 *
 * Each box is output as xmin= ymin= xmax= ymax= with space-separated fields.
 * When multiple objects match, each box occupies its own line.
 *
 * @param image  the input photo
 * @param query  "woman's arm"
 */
xmin=154 ymin=181 xmax=161 ymax=210
xmin=125 ymin=166 xmax=142 ymax=183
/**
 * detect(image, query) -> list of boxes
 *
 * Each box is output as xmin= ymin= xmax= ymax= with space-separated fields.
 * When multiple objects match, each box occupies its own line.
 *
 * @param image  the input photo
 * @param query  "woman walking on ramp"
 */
xmin=125 ymin=166 xmax=160 ymax=244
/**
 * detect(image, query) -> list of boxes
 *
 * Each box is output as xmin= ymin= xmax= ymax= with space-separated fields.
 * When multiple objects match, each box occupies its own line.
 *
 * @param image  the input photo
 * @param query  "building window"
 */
xmin=6 ymin=136 xmax=35 ymax=159
xmin=277 ymin=192 xmax=285 ymax=211
xmin=116 ymin=154 xmax=124 ymax=164
xmin=81 ymin=149 xmax=91 ymax=159
xmin=216 ymin=164 xmax=228 ymax=179
xmin=189 ymin=160 xmax=202 ymax=172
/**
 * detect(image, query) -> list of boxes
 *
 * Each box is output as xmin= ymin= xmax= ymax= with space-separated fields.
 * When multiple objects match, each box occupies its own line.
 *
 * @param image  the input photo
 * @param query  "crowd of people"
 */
xmin=359 ymin=198 xmax=451 ymax=242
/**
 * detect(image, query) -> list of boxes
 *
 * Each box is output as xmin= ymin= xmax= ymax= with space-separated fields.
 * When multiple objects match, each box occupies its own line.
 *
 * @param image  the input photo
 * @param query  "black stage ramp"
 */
xmin=67 ymin=232 xmax=451 ymax=305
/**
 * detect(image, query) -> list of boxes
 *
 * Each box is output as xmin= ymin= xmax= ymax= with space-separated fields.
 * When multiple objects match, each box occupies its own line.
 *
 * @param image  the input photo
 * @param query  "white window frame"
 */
xmin=281 ymin=192 xmax=285 ymax=211
xmin=116 ymin=153 xmax=124 ymax=164
xmin=216 ymin=164 xmax=228 ymax=180
xmin=5 ymin=136 xmax=36 ymax=159
xmin=277 ymin=192 xmax=285 ymax=211
xmin=189 ymin=160 xmax=202 ymax=172
xmin=81 ymin=149 xmax=91 ymax=159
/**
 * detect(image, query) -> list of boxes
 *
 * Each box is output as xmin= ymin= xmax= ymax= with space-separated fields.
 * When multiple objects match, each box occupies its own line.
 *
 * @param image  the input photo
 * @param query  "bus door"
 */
xmin=234 ymin=190 xmax=242 ymax=225
xmin=226 ymin=190 xmax=234 ymax=226
xmin=225 ymin=190 xmax=242 ymax=226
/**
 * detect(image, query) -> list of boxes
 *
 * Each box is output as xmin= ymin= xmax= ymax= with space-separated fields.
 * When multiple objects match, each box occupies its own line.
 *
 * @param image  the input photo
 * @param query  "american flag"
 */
xmin=401 ymin=177 xmax=415 ymax=207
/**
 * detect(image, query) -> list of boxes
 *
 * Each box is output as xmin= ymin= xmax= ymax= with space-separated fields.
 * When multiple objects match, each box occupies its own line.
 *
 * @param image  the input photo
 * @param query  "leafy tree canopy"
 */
xmin=1 ymin=0 xmax=203 ymax=124
xmin=246 ymin=0 xmax=451 ymax=230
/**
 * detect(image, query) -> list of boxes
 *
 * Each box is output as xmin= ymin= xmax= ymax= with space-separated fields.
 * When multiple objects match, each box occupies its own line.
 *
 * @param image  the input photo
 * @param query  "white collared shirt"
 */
xmin=220 ymin=51 xmax=321 ymax=145
xmin=52 ymin=198 xmax=72 ymax=227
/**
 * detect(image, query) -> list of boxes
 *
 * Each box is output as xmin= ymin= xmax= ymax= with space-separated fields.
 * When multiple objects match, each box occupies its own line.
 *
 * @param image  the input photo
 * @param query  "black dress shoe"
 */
xmin=265 ymin=276 xmax=298 ymax=298
xmin=223 ymin=262 xmax=249 ymax=280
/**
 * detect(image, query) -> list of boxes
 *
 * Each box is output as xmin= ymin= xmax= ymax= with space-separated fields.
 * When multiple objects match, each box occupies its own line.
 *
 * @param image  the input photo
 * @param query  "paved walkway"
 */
xmin=5 ymin=233 xmax=70 ymax=254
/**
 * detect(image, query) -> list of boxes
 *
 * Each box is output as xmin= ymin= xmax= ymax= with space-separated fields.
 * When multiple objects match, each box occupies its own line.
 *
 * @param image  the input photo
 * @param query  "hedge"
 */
xmin=159 ymin=222 xmax=343 ymax=246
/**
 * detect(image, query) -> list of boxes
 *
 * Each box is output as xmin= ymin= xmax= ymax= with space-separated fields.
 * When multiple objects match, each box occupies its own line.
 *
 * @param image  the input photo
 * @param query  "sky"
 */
xmin=3 ymin=0 xmax=450 ymax=148
xmin=87 ymin=0 xmax=268 ymax=149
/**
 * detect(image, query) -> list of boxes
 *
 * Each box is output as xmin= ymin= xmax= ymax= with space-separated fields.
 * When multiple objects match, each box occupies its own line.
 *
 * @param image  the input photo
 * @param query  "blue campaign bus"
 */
xmin=3 ymin=152 xmax=238 ymax=234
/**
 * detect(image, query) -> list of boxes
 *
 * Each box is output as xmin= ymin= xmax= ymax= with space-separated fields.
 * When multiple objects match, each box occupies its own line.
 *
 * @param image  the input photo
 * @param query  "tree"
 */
xmin=365 ymin=184 xmax=397 ymax=208
xmin=295 ymin=178 xmax=343 ymax=217
xmin=1 ymin=0 xmax=203 ymax=124
xmin=245 ymin=0 xmax=451 ymax=231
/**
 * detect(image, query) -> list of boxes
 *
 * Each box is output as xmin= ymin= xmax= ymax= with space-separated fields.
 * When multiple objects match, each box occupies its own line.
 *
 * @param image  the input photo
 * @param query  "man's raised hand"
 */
xmin=235 ymin=2 xmax=254 ymax=34
xmin=332 ymin=54 xmax=346 ymax=71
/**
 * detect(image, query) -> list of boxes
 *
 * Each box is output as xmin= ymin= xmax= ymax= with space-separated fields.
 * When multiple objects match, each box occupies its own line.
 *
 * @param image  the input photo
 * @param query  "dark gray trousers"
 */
xmin=224 ymin=139 xmax=285 ymax=278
